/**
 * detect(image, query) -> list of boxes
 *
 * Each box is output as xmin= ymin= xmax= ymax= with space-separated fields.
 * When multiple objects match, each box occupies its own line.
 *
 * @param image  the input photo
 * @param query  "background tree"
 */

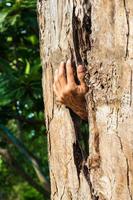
xmin=38 ymin=0 xmax=133 ymax=199
xmin=0 ymin=0 xmax=50 ymax=199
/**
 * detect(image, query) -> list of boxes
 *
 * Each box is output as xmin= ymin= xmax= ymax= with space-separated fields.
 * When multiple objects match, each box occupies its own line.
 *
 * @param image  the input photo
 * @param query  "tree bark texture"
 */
xmin=37 ymin=0 xmax=133 ymax=199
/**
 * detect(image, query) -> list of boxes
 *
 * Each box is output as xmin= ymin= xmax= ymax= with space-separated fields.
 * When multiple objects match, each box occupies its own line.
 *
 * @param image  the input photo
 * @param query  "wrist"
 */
xmin=69 ymin=99 xmax=88 ymax=121
xmin=73 ymin=107 xmax=88 ymax=121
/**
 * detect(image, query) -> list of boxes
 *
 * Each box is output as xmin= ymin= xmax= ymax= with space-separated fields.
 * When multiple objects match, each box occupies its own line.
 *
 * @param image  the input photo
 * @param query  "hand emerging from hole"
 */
xmin=53 ymin=60 xmax=88 ymax=120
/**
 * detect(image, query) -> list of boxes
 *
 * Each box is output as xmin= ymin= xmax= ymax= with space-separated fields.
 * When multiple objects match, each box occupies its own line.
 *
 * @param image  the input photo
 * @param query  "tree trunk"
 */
xmin=37 ymin=0 xmax=133 ymax=199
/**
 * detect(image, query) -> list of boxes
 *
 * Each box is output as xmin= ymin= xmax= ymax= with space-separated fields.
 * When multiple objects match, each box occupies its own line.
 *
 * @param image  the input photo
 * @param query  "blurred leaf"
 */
xmin=25 ymin=60 xmax=30 ymax=75
xmin=0 ymin=12 xmax=9 ymax=25
xmin=26 ymin=35 xmax=38 ymax=45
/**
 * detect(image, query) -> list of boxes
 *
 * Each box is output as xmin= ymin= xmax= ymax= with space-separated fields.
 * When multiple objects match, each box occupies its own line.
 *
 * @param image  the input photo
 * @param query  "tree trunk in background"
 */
xmin=37 ymin=0 xmax=133 ymax=199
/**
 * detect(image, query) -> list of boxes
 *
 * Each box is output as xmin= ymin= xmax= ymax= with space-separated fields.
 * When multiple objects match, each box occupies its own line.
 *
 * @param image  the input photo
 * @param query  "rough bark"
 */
xmin=37 ymin=0 xmax=133 ymax=199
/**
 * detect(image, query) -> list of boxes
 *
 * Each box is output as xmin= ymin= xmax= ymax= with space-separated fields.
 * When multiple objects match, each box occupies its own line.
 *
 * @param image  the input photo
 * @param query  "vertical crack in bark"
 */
xmin=72 ymin=3 xmax=92 ymax=66
xmin=51 ymin=169 xmax=58 ymax=199
xmin=116 ymin=110 xmax=132 ymax=199
xmin=110 ymin=178 xmax=116 ymax=200
xmin=123 ymin=0 xmax=130 ymax=59
xmin=126 ymin=158 xmax=133 ymax=200
xmin=44 ymin=63 xmax=55 ymax=157
xmin=57 ymin=1 xmax=63 ymax=43
xmin=48 ymin=130 xmax=51 ymax=156
xmin=87 ymin=91 xmax=102 ymax=199
xmin=51 ymin=64 xmax=55 ymax=120
xmin=60 ymin=186 xmax=65 ymax=200
xmin=72 ymin=6 xmax=83 ymax=65
xmin=130 ymin=70 xmax=132 ymax=106
xmin=83 ymin=165 xmax=99 ymax=200
xmin=89 ymin=91 xmax=101 ymax=169
xmin=71 ymin=3 xmax=95 ymax=198
xmin=73 ymin=142 xmax=83 ymax=178
xmin=116 ymin=133 xmax=132 ymax=199
xmin=44 ymin=62 xmax=55 ymax=130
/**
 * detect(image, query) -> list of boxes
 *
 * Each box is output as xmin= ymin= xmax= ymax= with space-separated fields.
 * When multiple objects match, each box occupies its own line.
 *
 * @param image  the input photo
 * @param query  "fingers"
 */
xmin=54 ymin=61 xmax=86 ymax=87
xmin=53 ymin=60 xmax=88 ymax=108
xmin=77 ymin=64 xmax=86 ymax=85
xmin=66 ymin=59 xmax=75 ymax=84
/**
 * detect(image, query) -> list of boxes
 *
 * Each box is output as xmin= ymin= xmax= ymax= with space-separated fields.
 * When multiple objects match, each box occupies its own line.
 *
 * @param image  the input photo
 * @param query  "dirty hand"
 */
xmin=53 ymin=59 xmax=88 ymax=120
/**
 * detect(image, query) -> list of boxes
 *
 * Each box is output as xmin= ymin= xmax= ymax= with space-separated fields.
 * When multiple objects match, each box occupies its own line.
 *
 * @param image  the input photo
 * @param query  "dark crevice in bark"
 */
xmin=83 ymin=165 xmax=99 ymax=200
xmin=126 ymin=158 xmax=133 ymax=200
xmin=85 ymin=90 xmax=102 ymax=199
xmin=123 ymin=0 xmax=130 ymax=59
xmin=72 ymin=7 xmax=82 ymax=65
xmin=80 ymin=120 xmax=89 ymax=157
xmin=73 ymin=142 xmax=100 ymax=200
xmin=71 ymin=108 xmax=89 ymax=157
xmin=72 ymin=4 xmax=92 ymax=66
xmin=70 ymin=103 xmax=87 ymax=179
xmin=71 ymin=110 xmax=89 ymax=177
xmin=72 ymin=3 xmax=102 ymax=199
xmin=72 ymin=113 xmax=99 ymax=200
xmin=71 ymin=0 xmax=92 ymax=171
xmin=71 ymin=1 xmax=92 ymax=163
xmin=73 ymin=142 xmax=83 ymax=178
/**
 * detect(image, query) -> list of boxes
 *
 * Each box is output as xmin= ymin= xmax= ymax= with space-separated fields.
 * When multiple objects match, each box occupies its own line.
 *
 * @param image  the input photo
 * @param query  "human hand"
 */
xmin=53 ymin=59 xmax=88 ymax=120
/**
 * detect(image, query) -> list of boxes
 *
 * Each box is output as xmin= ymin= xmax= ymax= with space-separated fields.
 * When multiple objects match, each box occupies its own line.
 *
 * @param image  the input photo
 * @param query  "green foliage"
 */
xmin=11 ymin=183 xmax=44 ymax=200
xmin=0 ymin=0 xmax=49 ymax=199
xmin=79 ymin=121 xmax=89 ymax=156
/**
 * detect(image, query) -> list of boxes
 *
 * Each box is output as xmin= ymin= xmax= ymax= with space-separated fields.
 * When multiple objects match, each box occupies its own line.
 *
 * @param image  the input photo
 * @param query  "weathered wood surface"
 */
xmin=37 ymin=0 xmax=133 ymax=199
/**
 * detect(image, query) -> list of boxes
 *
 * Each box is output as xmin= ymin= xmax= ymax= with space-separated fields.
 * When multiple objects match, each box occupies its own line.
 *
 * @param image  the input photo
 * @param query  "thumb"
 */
xmin=77 ymin=64 xmax=86 ymax=85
